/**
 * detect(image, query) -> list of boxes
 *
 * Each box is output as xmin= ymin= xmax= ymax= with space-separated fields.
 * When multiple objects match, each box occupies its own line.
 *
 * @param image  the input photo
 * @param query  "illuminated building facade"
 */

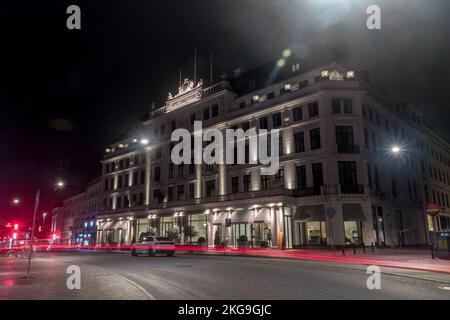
xmin=96 ymin=59 xmax=450 ymax=247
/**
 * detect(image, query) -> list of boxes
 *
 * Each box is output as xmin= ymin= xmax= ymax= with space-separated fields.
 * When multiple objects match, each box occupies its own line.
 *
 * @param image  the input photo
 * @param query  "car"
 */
xmin=131 ymin=236 xmax=175 ymax=257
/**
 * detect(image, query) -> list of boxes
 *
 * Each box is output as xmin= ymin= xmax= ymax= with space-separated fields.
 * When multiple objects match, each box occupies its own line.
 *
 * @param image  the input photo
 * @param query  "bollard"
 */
xmin=362 ymin=243 xmax=366 ymax=254
xmin=341 ymin=247 xmax=345 ymax=256
xmin=371 ymin=242 xmax=375 ymax=253
xmin=353 ymin=245 xmax=356 ymax=255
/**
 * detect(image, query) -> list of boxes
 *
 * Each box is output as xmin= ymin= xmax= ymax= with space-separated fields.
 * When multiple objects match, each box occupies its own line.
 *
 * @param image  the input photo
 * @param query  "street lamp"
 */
xmin=56 ymin=180 xmax=65 ymax=189
xmin=140 ymin=138 xmax=149 ymax=145
xmin=391 ymin=146 xmax=401 ymax=154
xmin=12 ymin=198 xmax=20 ymax=205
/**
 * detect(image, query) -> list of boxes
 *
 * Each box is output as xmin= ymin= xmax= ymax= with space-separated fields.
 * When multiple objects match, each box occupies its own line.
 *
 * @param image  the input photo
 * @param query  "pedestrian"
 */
xmin=267 ymin=230 xmax=272 ymax=247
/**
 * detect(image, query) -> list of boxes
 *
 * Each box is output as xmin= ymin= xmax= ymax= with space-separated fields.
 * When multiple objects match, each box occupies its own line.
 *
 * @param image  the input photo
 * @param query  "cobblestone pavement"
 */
xmin=0 ymin=257 xmax=152 ymax=300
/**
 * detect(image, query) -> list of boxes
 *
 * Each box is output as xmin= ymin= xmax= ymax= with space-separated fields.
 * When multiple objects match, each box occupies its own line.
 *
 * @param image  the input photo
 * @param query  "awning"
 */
xmin=343 ymin=203 xmax=366 ymax=221
xmin=294 ymin=205 xmax=325 ymax=221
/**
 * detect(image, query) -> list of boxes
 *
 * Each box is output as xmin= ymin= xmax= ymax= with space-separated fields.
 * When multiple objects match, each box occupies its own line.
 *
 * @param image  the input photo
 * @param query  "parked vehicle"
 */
xmin=131 ymin=236 xmax=175 ymax=257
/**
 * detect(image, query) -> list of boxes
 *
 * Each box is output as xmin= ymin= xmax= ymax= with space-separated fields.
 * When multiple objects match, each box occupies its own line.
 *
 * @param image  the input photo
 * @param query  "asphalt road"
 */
xmin=35 ymin=252 xmax=450 ymax=300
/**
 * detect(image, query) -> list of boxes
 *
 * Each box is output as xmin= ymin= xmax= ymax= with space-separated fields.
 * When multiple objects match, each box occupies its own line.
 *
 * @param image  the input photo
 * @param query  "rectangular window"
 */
xmin=243 ymin=175 xmax=251 ymax=192
xmin=118 ymin=175 xmax=123 ymax=189
xmin=364 ymin=129 xmax=370 ymax=150
xmin=177 ymin=185 xmax=184 ymax=200
xmin=367 ymin=163 xmax=372 ymax=188
xmin=206 ymin=180 xmax=215 ymax=197
xmin=312 ymin=163 xmax=323 ymax=194
xmin=153 ymin=190 xmax=162 ymax=203
xmin=178 ymin=163 xmax=184 ymax=177
xmin=231 ymin=176 xmax=239 ymax=194
xmin=272 ymin=113 xmax=282 ymax=127
xmin=138 ymin=170 xmax=144 ymax=184
xmin=203 ymin=108 xmax=210 ymax=120
xmin=261 ymin=175 xmax=270 ymax=190
xmin=168 ymin=163 xmax=174 ymax=178
xmin=212 ymin=105 xmax=219 ymax=117
xmin=293 ymin=106 xmax=302 ymax=122
xmin=154 ymin=166 xmax=161 ymax=182
xmin=308 ymin=102 xmax=319 ymax=118
xmin=168 ymin=187 xmax=174 ymax=202
xmin=336 ymin=126 xmax=355 ymax=152
xmin=188 ymin=183 xmax=195 ymax=199
xmin=332 ymin=99 xmax=341 ymax=113
xmin=239 ymin=101 xmax=246 ymax=109
xmin=296 ymin=165 xmax=307 ymax=189
xmin=259 ymin=117 xmax=268 ymax=129
xmin=267 ymin=92 xmax=275 ymax=100
xmin=133 ymin=172 xmax=138 ymax=186
xmin=338 ymin=161 xmax=358 ymax=188
xmin=190 ymin=113 xmax=196 ymax=125
xmin=138 ymin=193 xmax=144 ymax=206
xmin=343 ymin=99 xmax=353 ymax=113
xmin=310 ymin=128 xmax=321 ymax=150
xmin=294 ymin=132 xmax=305 ymax=153
xmin=124 ymin=173 xmax=129 ymax=187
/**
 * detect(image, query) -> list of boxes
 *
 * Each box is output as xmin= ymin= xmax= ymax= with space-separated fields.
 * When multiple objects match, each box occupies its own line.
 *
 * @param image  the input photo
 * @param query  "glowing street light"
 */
xmin=56 ymin=180 xmax=65 ymax=188
xmin=391 ymin=146 xmax=401 ymax=154
xmin=12 ymin=198 xmax=20 ymax=205
xmin=140 ymin=138 xmax=149 ymax=145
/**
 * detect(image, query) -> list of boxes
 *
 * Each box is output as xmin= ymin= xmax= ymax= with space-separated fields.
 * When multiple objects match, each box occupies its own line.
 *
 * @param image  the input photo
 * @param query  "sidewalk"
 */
xmin=0 ymin=257 xmax=152 ymax=300
xmin=182 ymin=246 xmax=450 ymax=274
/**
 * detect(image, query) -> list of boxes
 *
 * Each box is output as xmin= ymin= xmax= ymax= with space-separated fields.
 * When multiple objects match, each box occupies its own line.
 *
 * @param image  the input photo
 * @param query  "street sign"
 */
xmin=426 ymin=203 xmax=440 ymax=217
xmin=326 ymin=207 xmax=337 ymax=218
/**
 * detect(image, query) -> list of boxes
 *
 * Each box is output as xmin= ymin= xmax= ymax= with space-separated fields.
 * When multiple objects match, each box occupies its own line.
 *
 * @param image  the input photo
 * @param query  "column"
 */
xmin=284 ymin=162 xmax=297 ymax=190
xmin=145 ymin=150 xmax=152 ymax=205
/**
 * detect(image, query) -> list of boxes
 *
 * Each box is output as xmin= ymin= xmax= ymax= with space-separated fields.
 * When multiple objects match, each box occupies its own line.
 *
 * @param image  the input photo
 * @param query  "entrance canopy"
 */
xmin=343 ymin=203 xmax=366 ymax=221
xmin=294 ymin=205 xmax=325 ymax=221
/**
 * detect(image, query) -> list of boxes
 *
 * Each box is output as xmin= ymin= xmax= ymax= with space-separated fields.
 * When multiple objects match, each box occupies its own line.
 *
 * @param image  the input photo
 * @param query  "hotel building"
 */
xmin=95 ymin=58 xmax=450 ymax=248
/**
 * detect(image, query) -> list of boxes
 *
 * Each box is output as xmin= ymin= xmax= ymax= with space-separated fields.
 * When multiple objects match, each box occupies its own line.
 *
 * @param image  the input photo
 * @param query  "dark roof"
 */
xmin=229 ymin=55 xmax=334 ymax=96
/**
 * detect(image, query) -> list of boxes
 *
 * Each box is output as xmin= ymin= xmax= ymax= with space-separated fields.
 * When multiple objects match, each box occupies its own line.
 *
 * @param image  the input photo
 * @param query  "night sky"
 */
xmin=1 ymin=0 xmax=449 ymax=224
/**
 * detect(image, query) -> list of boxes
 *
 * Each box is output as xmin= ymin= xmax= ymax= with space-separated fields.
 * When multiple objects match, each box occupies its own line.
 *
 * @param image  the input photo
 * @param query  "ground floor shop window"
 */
xmin=187 ymin=214 xmax=208 ymax=244
xmin=303 ymin=221 xmax=326 ymax=245
xmin=344 ymin=221 xmax=362 ymax=245
xmin=232 ymin=223 xmax=251 ymax=246
xmin=105 ymin=229 xmax=114 ymax=244
xmin=137 ymin=218 xmax=159 ymax=240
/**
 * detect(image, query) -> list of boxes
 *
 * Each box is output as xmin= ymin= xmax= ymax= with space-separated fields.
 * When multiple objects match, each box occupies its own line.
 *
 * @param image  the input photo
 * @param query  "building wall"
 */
xmin=95 ymin=62 xmax=450 ymax=247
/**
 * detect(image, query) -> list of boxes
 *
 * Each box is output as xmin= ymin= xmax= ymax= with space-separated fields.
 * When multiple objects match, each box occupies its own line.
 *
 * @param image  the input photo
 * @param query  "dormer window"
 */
xmin=329 ymin=71 xmax=343 ymax=81
xmin=346 ymin=71 xmax=355 ymax=79
xmin=321 ymin=70 xmax=329 ymax=78
xmin=105 ymin=148 xmax=111 ymax=153
xmin=284 ymin=83 xmax=292 ymax=91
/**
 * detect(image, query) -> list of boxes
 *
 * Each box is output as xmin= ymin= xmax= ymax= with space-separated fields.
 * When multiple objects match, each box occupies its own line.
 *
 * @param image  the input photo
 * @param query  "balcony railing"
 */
xmin=337 ymin=144 xmax=360 ymax=154
xmin=340 ymin=184 xmax=365 ymax=194
xmin=292 ymin=187 xmax=321 ymax=197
